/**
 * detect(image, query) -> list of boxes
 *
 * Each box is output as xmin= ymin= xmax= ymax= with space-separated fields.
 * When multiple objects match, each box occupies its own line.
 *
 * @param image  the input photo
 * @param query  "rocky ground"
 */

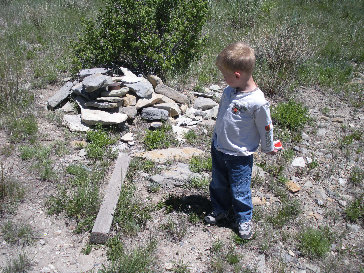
xmin=0 ymin=79 xmax=363 ymax=272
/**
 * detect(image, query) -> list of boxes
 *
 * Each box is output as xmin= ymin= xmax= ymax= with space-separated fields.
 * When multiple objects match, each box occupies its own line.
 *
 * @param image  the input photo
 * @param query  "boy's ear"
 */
xmin=234 ymin=71 xmax=241 ymax=78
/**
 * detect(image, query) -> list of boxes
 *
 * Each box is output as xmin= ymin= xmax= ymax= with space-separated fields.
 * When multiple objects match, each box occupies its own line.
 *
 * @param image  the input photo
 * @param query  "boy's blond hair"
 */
xmin=216 ymin=42 xmax=255 ymax=74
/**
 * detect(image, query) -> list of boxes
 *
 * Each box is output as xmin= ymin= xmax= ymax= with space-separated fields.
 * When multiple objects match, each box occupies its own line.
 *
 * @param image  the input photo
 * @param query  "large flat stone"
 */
xmin=81 ymin=108 xmax=128 ymax=125
xmin=90 ymin=152 xmax=130 ymax=244
xmin=47 ymin=81 xmax=73 ymax=110
xmin=125 ymin=79 xmax=154 ymax=98
xmin=62 ymin=114 xmax=90 ymax=132
xmin=194 ymin=97 xmax=218 ymax=110
xmin=135 ymin=93 xmax=164 ymax=110
xmin=134 ymin=147 xmax=204 ymax=163
xmin=141 ymin=107 xmax=169 ymax=121
xmin=155 ymin=84 xmax=189 ymax=104
xmin=82 ymin=73 xmax=113 ymax=93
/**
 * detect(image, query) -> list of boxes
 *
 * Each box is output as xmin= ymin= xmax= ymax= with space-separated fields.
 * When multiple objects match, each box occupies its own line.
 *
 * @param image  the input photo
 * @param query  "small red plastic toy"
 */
xmin=274 ymin=140 xmax=283 ymax=150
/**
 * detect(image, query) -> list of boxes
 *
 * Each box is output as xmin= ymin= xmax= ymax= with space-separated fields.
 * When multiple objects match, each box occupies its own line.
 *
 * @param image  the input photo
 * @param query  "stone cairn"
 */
xmin=47 ymin=67 xmax=222 ymax=132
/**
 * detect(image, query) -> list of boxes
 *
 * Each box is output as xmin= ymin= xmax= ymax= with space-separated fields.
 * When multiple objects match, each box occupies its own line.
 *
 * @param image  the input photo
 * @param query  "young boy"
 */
xmin=205 ymin=42 xmax=278 ymax=239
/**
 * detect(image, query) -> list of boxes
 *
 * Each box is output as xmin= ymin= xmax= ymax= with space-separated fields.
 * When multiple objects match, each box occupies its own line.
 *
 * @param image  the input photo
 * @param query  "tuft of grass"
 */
xmin=172 ymin=260 xmax=191 ymax=273
xmin=298 ymin=226 xmax=333 ymax=259
xmin=184 ymin=129 xmax=198 ymax=145
xmin=143 ymin=123 xmax=178 ymax=150
xmin=100 ymin=240 xmax=156 ymax=273
xmin=267 ymin=200 xmax=301 ymax=228
xmin=1 ymin=253 xmax=32 ymax=273
xmin=7 ymin=115 xmax=38 ymax=144
xmin=189 ymin=156 xmax=212 ymax=173
xmin=349 ymin=167 xmax=364 ymax=186
xmin=1 ymin=221 xmax=35 ymax=246
xmin=126 ymin=157 xmax=158 ymax=181
xmin=272 ymin=100 xmax=311 ymax=133
xmin=161 ymin=216 xmax=188 ymax=242
xmin=0 ymin=165 xmax=25 ymax=214
xmin=345 ymin=196 xmax=363 ymax=222
xmin=113 ymin=184 xmax=151 ymax=235
xmin=46 ymin=163 xmax=106 ymax=233
xmin=187 ymin=176 xmax=210 ymax=190
xmin=340 ymin=130 xmax=362 ymax=148
xmin=210 ymin=240 xmax=243 ymax=272
xmin=86 ymin=124 xmax=117 ymax=160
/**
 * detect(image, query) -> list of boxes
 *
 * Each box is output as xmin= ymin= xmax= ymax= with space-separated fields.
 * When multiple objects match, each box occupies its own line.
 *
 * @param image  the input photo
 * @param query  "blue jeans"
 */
xmin=210 ymin=143 xmax=253 ymax=223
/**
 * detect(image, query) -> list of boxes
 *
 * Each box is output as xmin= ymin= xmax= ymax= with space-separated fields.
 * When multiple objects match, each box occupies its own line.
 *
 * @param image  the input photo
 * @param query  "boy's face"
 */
xmin=218 ymin=67 xmax=250 ymax=89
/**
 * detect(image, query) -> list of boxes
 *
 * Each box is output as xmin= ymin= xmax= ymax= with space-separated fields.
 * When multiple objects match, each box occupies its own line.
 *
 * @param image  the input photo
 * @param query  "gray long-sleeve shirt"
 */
xmin=213 ymin=86 xmax=274 ymax=156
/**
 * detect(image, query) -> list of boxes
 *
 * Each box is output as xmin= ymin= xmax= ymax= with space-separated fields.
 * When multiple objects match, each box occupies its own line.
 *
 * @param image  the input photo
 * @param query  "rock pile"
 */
xmin=47 ymin=67 xmax=220 ymax=131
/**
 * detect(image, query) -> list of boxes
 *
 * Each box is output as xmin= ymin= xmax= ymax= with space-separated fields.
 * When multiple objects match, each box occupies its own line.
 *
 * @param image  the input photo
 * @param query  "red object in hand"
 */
xmin=274 ymin=140 xmax=283 ymax=150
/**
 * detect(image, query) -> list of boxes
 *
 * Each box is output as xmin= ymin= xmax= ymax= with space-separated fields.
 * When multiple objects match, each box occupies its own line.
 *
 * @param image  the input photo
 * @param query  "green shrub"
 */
xmin=349 ymin=167 xmax=364 ymax=186
xmin=86 ymin=125 xmax=117 ymax=160
xmin=298 ymin=226 xmax=333 ymax=259
xmin=7 ymin=115 xmax=38 ymax=143
xmin=1 ymin=221 xmax=35 ymax=246
xmin=143 ymin=123 xmax=178 ymax=150
xmin=345 ymin=196 xmax=363 ymax=222
xmin=272 ymin=100 xmax=311 ymax=142
xmin=267 ymin=200 xmax=301 ymax=228
xmin=189 ymin=156 xmax=212 ymax=173
xmin=72 ymin=0 xmax=209 ymax=77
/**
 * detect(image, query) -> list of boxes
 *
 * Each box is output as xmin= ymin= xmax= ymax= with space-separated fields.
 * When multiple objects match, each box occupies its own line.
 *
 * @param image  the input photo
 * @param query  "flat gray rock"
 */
xmin=79 ymin=68 xmax=108 ymax=79
xmin=125 ymin=78 xmax=154 ymax=98
xmin=194 ymin=97 xmax=218 ymax=110
xmin=155 ymin=84 xmax=189 ymax=104
xmin=62 ymin=114 xmax=90 ymax=132
xmin=81 ymin=108 xmax=128 ymax=125
xmin=82 ymin=73 xmax=113 ymax=93
xmin=119 ymin=106 xmax=137 ymax=119
xmin=101 ymin=87 xmax=129 ymax=97
xmin=141 ymin=107 xmax=169 ymax=121
xmin=47 ymin=81 xmax=73 ymax=110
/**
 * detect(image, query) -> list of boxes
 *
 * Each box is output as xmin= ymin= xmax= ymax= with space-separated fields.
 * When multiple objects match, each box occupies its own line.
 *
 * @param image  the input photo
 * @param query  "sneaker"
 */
xmin=238 ymin=221 xmax=253 ymax=239
xmin=204 ymin=211 xmax=228 ymax=225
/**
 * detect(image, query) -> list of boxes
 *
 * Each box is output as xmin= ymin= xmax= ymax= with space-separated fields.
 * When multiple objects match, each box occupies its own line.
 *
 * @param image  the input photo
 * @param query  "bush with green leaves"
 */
xmin=143 ymin=123 xmax=178 ymax=150
xmin=345 ymin=196 xmax=363 ymax=222
xmin=272 ymin=100 xmax=311 ymax=142
xmin=298 ymin=226 xmax=333 ymax=259
xmin=72 ymin=0 xmax=209 ymax=77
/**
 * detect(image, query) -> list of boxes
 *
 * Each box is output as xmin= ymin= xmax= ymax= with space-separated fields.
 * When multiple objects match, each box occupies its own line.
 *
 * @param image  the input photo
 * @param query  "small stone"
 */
xmin=193 ymin=97 xmax=218 ymax=110
xmin=60 ymin=101 xmax=76 ymax=113
xmin=165 ymin=262 xmax=173 ymax=270
xmin=96 ymin=97 xmax=124 ymax=103
xmin=347 ymin=223 xmax=360 ymax=233
xmin=316 ymin=199 xmax=324 ymax=206
xmin=286 ymin=180 xmax=301 ymax=193
xmin=252 ymin=196 xmax=266 ymax=205
xmin=304 ymin=180 xmax=313 ymax=188
xmin=62 ymin=115 xmax=90 ymax=132
xmin=317 ymin=128 xmax=327 ymax=137
xmin=121 ymin=133 xmax=134 ymax=142
xmin=122 ymin=94 xmax=137 ymax=106
xmin=150 ymin=122 xmax=163 ymax=130
xmin=306 ymin=157 xmax=312 ymax=164
xmin=209 ymin=84 xmax=221 ymax=91
xmin=39 ymin=239 xmax=46 ymax=245
xmin=141 ymin=107 xmax=169 ymax=121
xmin=301 ymin=132 xmax=309 ymax=140
xmin=154 ymin=102 xmax=181 ymax=117
xmin=119 ymin=106 xmax=137 ymax=119
xmin=147 ymin=74 xmax=163 ymax=88
xmin=84 ymin=101 xmax=122 ymax=109
xmin=338 ymin=178 xmax=347 ymax=186
xmin=338 ymin=200 xmax=347 ymax=207
xmin=82 ymin=73 xmax=113 ymax=93
xmin=292 ymin=157 xmax=306 ymax=167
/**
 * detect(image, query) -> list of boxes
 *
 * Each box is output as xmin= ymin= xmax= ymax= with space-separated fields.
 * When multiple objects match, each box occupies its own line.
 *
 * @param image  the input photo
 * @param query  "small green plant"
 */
xmin=340 ymin=130 xmax=362 ymax=148
xmin=7 ymin=115 xmax=38 ymax=143
xmin=189 ymin=156 xmax=212 ymax=173
xmin=101 ymin=240 xmax=156 ymax=273
xmin=271 ymin=100 xmax=311 ymax=141
xmin=161 ymin=216 xmax=187 ymax=241
xmin=72 ymin=0 xmax=209 ymax=77
xmin=184 ymin=129 xmax=198 ymax=145
xmin=349 ymin=167 xmax=364 ymax=186
xmin=187 ymin=176 xmax=210 ymax=190
xmin=1 ymin=253 xmax=32 ymax=273
xmin=0 ymin=166 xmax=25 ymax=214
xmin=173 ymin=260 xmax=191 ymax=273
xmin=267 ymin=200 xmax=301 ymax=228
xmin=126 ymin=157 xmax=158 ymax=181
xmin=345 ymin=196 xmax=363 ymax=222
xmin=106 ymin=236 xmax=125 ymax=262
xmin=86 ymin=125 xmax=117 ymax=160
xmin=113 ymin=184 xmax=151 ymax=235
xmin=1 ymin=221 xmax=35 ymax=246
xmin=143 ymin=123 xmax=178 ymax=150
xmin=46 ymin=164 xmax=105 ymax=233
xmin=298 ymin=226 xmax=333 ymax=259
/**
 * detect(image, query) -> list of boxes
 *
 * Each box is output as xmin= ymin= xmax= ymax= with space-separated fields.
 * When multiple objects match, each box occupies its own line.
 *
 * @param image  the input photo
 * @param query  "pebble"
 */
xmin=292 ymin=157 xmax=306 ymax=167
xmin=347 ymin=223 xmax=360 ymax=233
xmin=338 ymin=200 xmax=347 ymax=207
xmin=338 ymin=178 xmax=347 ymax=186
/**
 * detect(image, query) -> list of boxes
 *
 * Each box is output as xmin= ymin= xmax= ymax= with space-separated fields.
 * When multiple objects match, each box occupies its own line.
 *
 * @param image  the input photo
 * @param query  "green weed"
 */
xmin=184 ymin=130 xmax=198 ymax=145
xmin=267 ymin=200 xmax=301 ymax=228
xmin=298 ymin=226 xmax=333 ymax=259
xmin=86 ymin=124 xmax=117 ymax=160
xmin=189 ymin=156 xmax=212 ymax=173
xmin=101 ymin=240 xmax=156 ymax=273
xmin=0 ymin=166 xmax=25 ymax=214
xmin=349 ymin=167 xmax=364 ymax=186
xmin=173 ymin=260 xmax=191 ymax=273
xmin=1 ymin=221 xmax=35 ymax=246
xmin=113 ymin=184 xmax=151 ymax=235
xmin=7 ymin=115 xmax=38 ymax=144
xmin=1 ymin=253 xmax=32 ymax=273
xmin=345 ymin=196 xmax=363 ymax=222
xmin=340 ymin=130 xmax=362 ymax=148
xmin=187 ymin=176 xmax=210 ymax=190
xmin=46 ymin=163 xmax=106 ymax=233
xmin=106 ymin=236 xmax=125 ymax=262
xmin=126 ymin=157 xmax=158 ymax=181
xmin=143 ymin=123 xmax=178 ymax=150
xmin=161 ymin=216 xmax=187 ymax=242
